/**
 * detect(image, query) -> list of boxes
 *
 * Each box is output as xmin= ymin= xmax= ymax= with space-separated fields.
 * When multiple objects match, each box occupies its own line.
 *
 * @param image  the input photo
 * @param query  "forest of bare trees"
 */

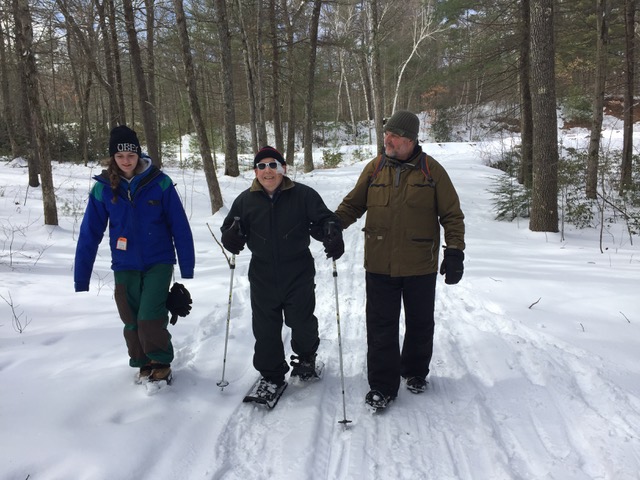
xmin=0 ymin=0 xmax=639 ymax=231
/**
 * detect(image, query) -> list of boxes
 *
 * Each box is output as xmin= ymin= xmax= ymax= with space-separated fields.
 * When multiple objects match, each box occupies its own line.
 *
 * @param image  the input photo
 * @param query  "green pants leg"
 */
xmin=114 ymin=264 xmax=174 ymax=368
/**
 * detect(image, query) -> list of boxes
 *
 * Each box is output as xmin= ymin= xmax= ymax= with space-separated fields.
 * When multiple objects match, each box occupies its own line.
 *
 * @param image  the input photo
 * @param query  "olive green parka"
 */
xmin=336 ymin=146 xmax=465 ymax=277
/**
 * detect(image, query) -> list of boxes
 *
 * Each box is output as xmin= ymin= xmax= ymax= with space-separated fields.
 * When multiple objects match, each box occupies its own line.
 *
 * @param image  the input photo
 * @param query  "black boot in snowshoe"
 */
xmin=365 ymin=389 xmax=394 ymax=412
xmin=290 ymin=354 xmax=319 ymax=381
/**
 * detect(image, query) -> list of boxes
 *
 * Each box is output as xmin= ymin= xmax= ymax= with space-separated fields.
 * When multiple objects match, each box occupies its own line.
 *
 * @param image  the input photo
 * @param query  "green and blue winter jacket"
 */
xmin=74 ymin=157 xmax=195 ymax=292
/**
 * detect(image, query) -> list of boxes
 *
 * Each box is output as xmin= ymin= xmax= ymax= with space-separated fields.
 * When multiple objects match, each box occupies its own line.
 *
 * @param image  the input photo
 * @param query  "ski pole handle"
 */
xmin=327 ymin=220 xmax=335 ymax=238
xmin=232 ymin=216 xmax=244 ymax=237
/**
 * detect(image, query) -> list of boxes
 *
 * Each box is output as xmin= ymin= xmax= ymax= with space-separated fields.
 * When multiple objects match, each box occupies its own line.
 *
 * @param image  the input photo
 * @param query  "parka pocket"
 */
xmin=362 ymin=227 xmax=390 ymax=272
xmin=406 ymin=181 xmax=435 ymax=208
xmin=405 ymin=228 xmax=436 ymax=271
xmin=367 ymin=183 xmax=390 ymax=207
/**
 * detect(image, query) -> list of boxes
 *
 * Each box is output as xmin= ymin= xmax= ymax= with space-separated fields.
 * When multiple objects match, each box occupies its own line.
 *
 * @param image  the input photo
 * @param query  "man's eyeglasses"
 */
xmin=256 ymin=162 xmax=279 ymax=170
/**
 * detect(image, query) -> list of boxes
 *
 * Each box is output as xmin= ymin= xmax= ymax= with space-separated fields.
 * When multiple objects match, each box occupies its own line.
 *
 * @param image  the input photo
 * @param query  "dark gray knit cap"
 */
xmin=384 ymin=110 xmax=419 ymax=141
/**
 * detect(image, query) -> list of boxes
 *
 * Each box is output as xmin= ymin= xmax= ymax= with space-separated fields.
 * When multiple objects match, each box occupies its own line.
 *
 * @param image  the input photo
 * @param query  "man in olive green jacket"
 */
xmin=335 ymin=110 xmax=465 ymax=410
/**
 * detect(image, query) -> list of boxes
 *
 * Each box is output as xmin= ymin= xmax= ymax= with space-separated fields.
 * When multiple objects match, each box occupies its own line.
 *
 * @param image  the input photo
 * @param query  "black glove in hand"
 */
xmin=166 ymin=282 xmax=192 ymax=325
xmin=439 ymin=248 xmax=464 ymax=285
xmin=323 ymin=227 xmax=345 ymax=261
xmin=221 ymin=221 xmax=246 ymax=254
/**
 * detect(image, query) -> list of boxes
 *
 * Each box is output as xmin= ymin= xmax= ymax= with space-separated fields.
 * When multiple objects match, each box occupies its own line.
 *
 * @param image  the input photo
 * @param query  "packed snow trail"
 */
xmin=201 ymin=149 xmax=639 ymax=480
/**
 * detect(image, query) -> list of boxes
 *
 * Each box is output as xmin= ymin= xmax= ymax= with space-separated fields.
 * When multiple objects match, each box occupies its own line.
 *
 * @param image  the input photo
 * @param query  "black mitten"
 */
xmin=439 ymin=248 xmax=464 ymax=285
xmin=221 ymin=220 xmax=246 ymax=254
xmin=322 ymin=223 xmax=345 ymax=261
xmin=166 ymin=282 xmax=192 ymax=325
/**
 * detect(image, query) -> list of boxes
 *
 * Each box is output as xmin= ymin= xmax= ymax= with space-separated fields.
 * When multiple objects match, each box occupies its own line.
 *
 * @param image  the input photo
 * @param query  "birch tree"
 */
xmin=367 ymin=0 xmax=384 ymax=155
xmin=390 ymin=0 xmax=443 ymax=113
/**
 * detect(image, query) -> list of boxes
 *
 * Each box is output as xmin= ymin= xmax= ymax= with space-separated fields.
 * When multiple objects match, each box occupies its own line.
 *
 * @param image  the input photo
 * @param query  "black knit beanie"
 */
xmin=109 ymin=125 xmax=142 ymax=157
xmin=384 ymin=110 xmax=419 ymax=141
xmin=253 ymin=145 xmax=286 ymax=167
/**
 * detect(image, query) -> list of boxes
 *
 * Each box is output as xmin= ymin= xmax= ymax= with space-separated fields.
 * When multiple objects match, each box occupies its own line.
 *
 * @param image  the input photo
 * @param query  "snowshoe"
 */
xmin=243 ymin=377 xmax=288 ymax=409
xmin=365 ymin=389 xmax=394 ymax=412
xmin=405 ymin=376 xmax=428 ymax=394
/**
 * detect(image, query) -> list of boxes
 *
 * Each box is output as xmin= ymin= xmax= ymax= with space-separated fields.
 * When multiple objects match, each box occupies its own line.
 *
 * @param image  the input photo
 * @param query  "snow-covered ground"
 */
xmin=1 ymin=128 xmax=639 ymax=479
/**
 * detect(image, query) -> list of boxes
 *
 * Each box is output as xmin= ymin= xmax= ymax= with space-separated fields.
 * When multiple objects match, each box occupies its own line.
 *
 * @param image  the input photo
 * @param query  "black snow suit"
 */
xmin=221 ymin=176 xmax=340 ymax=383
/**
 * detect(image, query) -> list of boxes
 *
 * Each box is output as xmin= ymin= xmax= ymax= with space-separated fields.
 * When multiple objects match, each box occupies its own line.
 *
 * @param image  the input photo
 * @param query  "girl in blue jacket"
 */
xmin=74 ymin=125 xmax=195 ymax=384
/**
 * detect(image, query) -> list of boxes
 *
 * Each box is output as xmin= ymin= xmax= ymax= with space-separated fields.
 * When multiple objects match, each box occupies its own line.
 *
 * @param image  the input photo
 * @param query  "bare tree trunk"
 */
xmin=357 ymin=34 xmax=373 ymax=123
xmin=0 ymin=20 xmax=20 ymax=158
xmin=214 ymin=0 xmax=240 ymax=176
xmin=281 ymin=0 xmax=297 ymax=164
xmin=66 ymin=25 xmax=92 ymax=165
xmin=368 ymin=0 xmax=384 ymax=155
xmin=14 ymin=0 xmax=58 ymax=225
xmin=172 ymin=0 xmax=223 ymax=213
xmin=518 ymin=0 xmax=533 ymax=188
xmin=339 ymin=51 xmax=357 ymax=143
xmin=104 ymin=0 xmax=126 ymax=124
xmin=255 ymin=0 xmax=268 ymax=147
xmin=144 ymin=0 xmax=158 ymax=156
xmin=269 ymin=0 xmax=284 ymax=153
xmin=620 ymin=0 xmax=635 ymax=195
xmin=529 ymin=0 xmax=558 ymax=233
xmin=13 ymin=0 xmax=38 ymax=187
xmin=234 ymin=0 xmax=259 ymax=153
xmin=356 ymin=47 xmax=373 ymax=144
xmin=122 ymin=0 xmax=160 ymax=166
xmin=586 ymin=0 xmax=610 ymax=200
xmin=59 ymin=0 xmax=121 ymax=127
xmin=303 ymin=0 xmax=322 ymax=172
xmin=93 ymin=0 xmax=120 ymax=125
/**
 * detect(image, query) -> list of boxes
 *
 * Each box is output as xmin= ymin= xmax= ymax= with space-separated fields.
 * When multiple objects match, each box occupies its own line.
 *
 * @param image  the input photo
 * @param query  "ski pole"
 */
xmin=217 ymin=217 xmax=241 ymax=390
xmin=327 ymin=222 xmax=351 ymax=425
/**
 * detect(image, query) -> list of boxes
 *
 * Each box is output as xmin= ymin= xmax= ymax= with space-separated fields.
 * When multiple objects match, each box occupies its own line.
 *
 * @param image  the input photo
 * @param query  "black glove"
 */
xmin=221 ymin=219 xmax=246 ymax=254
xmin=166 ymin=282 xmax=192 ymax=325
xmin=439 ymin=248 xmax=464 ymax=285
xmin=322 ymin=223 xmax=344 ymax=261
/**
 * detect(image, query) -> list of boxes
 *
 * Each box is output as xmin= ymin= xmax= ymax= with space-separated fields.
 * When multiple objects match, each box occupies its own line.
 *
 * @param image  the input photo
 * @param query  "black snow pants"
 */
xmin=249 ymin=251 xmax=319 ymax=384
xmin=365 ymin=271 xmax=437 ymax=397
